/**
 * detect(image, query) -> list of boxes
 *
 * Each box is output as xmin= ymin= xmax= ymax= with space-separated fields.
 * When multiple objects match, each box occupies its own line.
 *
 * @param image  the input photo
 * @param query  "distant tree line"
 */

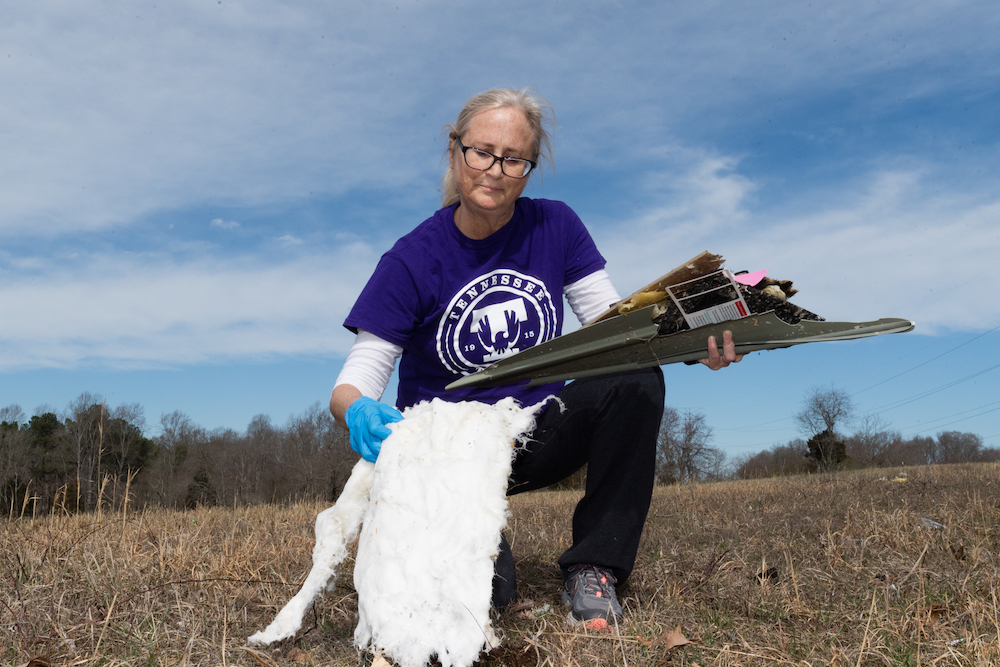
xmin=1 ymin=395 xmax=357 ymax=516
xmin=3 ymin=385 xmax=995 ymax=514
xmin=733 ymin=387 xmax=1000 ymax=479
xmin=653 ymin=386 xmax=998 ymax=484
xmin=733 ymin=428 xmax=999 ymax=479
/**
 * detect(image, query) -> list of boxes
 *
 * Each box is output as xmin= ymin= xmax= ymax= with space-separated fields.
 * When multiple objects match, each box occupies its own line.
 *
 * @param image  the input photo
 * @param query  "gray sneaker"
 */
xmin=561 ymin=564 xmax=623 ymax=630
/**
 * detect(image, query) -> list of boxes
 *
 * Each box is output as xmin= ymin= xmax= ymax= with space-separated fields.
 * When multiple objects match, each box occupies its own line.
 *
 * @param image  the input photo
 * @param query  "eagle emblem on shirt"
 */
xmin=436 ymin=269 xmax=557 ymax=375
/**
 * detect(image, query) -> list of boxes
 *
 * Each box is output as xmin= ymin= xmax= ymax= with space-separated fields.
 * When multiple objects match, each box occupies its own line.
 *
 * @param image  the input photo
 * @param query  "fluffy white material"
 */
xmin=249 ymin=397 xmax=546 ymax=667
xmin=247 ymin=458 xmax=374 ymax=645
xmin=354 ymin=397 xmax=543 ymax=667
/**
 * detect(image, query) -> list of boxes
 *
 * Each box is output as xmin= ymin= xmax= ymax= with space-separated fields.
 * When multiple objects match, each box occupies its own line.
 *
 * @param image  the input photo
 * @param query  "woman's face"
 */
xmin=449 ymin=106 xmax=535 ymax=223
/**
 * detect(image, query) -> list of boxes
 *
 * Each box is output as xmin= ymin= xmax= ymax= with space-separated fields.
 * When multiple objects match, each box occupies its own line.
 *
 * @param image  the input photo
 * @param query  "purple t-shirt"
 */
xmin=344 ymin=197 xmax=607 ymax=410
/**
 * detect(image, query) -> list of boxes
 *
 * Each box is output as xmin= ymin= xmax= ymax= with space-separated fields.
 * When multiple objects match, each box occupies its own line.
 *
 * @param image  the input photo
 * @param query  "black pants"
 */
xmin=507 ymin=366 xmax=665 ymax=584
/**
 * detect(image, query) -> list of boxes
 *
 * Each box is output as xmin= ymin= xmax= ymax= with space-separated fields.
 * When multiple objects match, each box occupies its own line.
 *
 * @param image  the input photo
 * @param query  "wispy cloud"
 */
xmin=3 ymin=1 xmax=996 ymax=239
xmin=0 ymin=3 xmax=438 ymax=238
xmin=2 ymin=0 xmax=998 ymax=378
xmin=6 ymin=150 xmax=994 ymax=374
xmin=211 ymin=218 xmax=241 ymax=230
xmin=595 ymin=152 xmax=1000 ymax=335
xmin=0 ymin=244 xmax=379 ymax=372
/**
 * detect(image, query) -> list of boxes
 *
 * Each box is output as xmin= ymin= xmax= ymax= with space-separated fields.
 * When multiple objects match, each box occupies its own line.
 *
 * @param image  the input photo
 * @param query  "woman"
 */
xmin=331 ymin=88 xmax=741 ymax=630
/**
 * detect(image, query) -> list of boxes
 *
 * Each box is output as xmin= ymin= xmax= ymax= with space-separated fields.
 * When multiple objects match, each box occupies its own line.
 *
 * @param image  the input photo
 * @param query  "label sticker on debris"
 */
xmin=666 ymin=269 xmax=752 ymax=329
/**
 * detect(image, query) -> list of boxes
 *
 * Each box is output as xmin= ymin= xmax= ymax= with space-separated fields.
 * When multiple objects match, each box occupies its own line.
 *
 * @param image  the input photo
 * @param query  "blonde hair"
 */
xmin=440 ymin=88 xmax=554 ymax=206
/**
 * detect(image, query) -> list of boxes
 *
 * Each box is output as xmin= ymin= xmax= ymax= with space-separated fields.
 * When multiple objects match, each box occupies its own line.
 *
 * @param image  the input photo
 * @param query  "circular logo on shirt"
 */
xmin=437 ymin=269 xmax=557 ymax=376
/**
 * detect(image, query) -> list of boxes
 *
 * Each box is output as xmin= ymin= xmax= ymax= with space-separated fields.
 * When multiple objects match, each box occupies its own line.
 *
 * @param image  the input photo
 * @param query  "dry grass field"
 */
xmin=4 ymin=462 xmax=1000 ymax=666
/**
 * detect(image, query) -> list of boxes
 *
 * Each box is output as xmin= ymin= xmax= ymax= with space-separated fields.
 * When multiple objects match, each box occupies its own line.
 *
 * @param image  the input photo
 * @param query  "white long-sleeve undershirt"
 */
xmin=334 ymin=269 xmax=621 ymax=400
xmin=564 ymin=269 xmax=621 ymax=326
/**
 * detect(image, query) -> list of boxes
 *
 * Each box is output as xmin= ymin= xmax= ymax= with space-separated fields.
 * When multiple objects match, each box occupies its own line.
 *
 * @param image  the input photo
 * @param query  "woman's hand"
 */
xmin=343 ymin=397 xmax=404 ymax=463
xmin=699 ymin=330 xmax=744 ymax=370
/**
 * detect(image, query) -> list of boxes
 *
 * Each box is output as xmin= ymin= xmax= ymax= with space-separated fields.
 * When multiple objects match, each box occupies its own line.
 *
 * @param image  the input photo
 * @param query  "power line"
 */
xmin=904 ymin=404 xmax=1000 ymax=436
xmin=869 ymin=361 xmax=1000 ymax=414
xmin=851 ymin=322 xmax=1000 ymax=398
xmin=899 ymin=398 xmax=1000 ymax=431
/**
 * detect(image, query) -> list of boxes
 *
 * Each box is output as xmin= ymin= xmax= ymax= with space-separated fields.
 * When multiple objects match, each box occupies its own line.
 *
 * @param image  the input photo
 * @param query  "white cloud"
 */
xmin=0 ymin=244 xmax=380 ymax=372
xmin=596 ymin=155 xmax=1000 ymax=336
xmin=8 ymin=151 xmax=989 ymax=374
xmin=0 ymin=2 xmax=440 ymax=238
xmin=2 ymin=0 xmax=999 ymax=377
xmin=211 ymin=218 xmax=241 ymax=230
xmin=591 ymin=148 xmax=758 ymax=291
xmin=2 ymin=0 xmax=996 ymax=239
xmin=748 ymin=176 xmax=1000 ymax=333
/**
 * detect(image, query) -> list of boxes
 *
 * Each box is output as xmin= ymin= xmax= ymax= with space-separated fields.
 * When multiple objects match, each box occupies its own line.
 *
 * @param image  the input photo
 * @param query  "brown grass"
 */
xmin=4 ymin=463 xmax=1000 ymax=666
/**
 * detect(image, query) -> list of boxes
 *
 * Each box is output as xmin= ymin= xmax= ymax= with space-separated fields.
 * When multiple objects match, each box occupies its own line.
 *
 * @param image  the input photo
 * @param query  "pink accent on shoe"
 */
xmin=584 ymin=618 xmax=610 ymax=631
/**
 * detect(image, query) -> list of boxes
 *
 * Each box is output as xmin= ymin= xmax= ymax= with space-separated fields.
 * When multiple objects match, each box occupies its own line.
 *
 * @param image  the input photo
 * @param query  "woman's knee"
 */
xmin=612 ymin=367 xmax=665 ymax=406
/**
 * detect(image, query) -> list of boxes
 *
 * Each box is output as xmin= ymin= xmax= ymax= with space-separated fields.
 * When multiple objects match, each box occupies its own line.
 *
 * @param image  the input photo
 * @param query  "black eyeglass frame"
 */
xmin=454 ymin=138 xmax=537 ymax=179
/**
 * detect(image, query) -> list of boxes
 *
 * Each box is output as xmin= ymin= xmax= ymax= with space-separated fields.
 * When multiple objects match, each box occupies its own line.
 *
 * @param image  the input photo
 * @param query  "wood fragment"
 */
xmin=618 ymin=290 xmax=668 ymax=314
xmin=588 ymin=251 xmax=724 ymax=324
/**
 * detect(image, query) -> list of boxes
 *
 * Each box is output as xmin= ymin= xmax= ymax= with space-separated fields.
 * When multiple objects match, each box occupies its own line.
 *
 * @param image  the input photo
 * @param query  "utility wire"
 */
xmin=905 ymin=404 xmax=1000 ymax=436
xmin=851 ymin=322 xmax=1000 ymax=398
xmin=899 ymin=399 xmax=1000 ymax=431
xmin=868 ymin=361 xmax=1000 ymax=414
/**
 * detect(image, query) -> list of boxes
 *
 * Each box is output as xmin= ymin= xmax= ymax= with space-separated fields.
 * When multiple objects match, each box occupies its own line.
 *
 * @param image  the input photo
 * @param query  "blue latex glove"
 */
xmin=344 ymin=397 xmax=403 ymax=462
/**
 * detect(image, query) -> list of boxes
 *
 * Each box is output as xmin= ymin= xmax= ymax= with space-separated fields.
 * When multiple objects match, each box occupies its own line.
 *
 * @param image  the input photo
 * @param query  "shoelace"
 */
xmin=568 ymin=565 xmax=618 ymax=599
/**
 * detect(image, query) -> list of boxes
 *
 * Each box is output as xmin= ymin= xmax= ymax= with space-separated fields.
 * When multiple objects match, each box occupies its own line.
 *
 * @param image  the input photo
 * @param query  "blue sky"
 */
xmin=2 ymin=1 xmax=999 ymax=457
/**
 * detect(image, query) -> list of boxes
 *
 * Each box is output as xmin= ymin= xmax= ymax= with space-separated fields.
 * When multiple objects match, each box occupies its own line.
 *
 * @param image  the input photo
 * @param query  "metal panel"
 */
xmin=446 ymin=307 xmax=915 ymax=390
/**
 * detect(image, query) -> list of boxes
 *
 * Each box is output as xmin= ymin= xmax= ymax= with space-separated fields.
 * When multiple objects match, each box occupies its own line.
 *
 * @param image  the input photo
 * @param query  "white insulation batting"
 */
xmin=248 ymin=397 xmax=547 ymax=667
xmin=248 ymin=457 xmax=374 ymax=645
xmin=354 ymin=396 xmax=545 ymax=667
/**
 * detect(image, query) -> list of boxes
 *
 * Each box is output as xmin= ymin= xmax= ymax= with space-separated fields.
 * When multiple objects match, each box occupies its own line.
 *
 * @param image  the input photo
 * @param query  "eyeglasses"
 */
xmin=454 ymin=138 xmax=536 ymax=178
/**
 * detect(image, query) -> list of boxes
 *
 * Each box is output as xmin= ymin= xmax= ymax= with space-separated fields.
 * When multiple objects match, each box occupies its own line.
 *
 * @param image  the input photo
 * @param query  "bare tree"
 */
xmin=795 ymin=386 xmax=854 ymax=435
xmin=796 ymin=387 xmax=854 ymax=472
xmin=105 ymin=403 xmax=148 ymax=476
xmin=846 ymin=414 xmax=901 ymax=469
xmin=64 ymin=392 xmax=107 ymax=511
xmin=896 ymin=435 xmax=935 ymax=466
xmin=655 ymin=407 xmax=681 ymax=484
xmin=1 ymin=405 xmax=30 ymax=514
xmin=148 ymin=411 xmax=204 ymax=506
xmin=1 ymin=405 xmax=25 ymax=425
xmin=933 ymin=431 xmax=985 ymax=464
xmin=655 ymin=407 xmax=721 ymax=484
xmin=701 ymin=446 xmax=729 ymax=481
xmin=100 ymin=403 xmax=155 ymax=506
xmin=280 ymin=402 xmax=355 ymax=501
xmin=190 ymin=428 xmax=242 ymax=506
xmin=734 ymin=440 xmax=810 ymax=479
